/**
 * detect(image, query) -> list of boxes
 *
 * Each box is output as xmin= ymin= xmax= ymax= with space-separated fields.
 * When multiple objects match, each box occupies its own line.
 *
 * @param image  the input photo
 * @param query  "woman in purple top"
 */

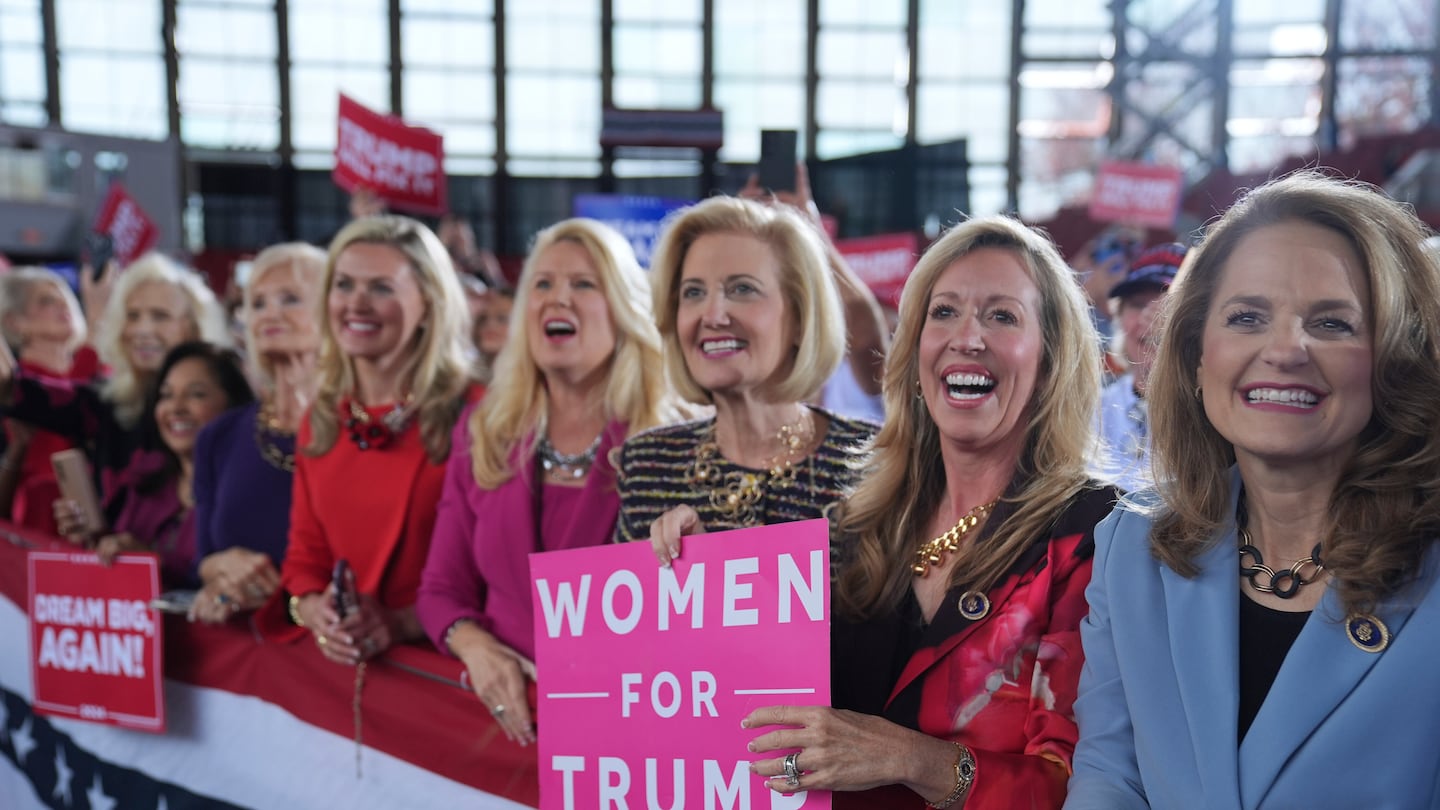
xmin=417 ymin=218 xmax=680 ymax=746
xmin=189 ymin=243 xmax=325 ymax=624
xmin=57 ymin=342 xmax=254 ymax=589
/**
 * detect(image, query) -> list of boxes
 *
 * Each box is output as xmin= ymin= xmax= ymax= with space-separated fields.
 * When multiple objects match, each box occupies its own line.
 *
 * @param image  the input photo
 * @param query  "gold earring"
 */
xmin=914 ymin=378 xmax=924 ymax=400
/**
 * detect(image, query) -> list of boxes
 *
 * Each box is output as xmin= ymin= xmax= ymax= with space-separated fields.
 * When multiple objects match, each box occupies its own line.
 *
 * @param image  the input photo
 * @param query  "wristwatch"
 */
xmin=927 ymin=743 xmax=976 ymax=809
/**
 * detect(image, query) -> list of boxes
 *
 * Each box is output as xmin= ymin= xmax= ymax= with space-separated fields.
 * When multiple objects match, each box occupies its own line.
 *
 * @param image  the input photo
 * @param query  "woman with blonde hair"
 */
xmin=417 ymin=217 xmax=679 ymax=745
xmin=1067 ymin=173 xmax=1440 ymax=808
xmin=0 ymin=267 xmax=92 ymax=533
xmin=746 ymin=216 xmax=1118 ymax=808
xmin=0 ymin=253 xmax=229 ymax=498
xmin=617 ymin=195 xmax=876 ymax=558
xmin=282 ymin=216 xmax=477 ymax=665
xmin=190 ymin=243 xmax=326 ymax=623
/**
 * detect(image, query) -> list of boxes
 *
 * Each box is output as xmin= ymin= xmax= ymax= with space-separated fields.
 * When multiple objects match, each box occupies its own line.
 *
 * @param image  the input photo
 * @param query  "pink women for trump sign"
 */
xmin=530 ymin=519 xmax=832 ymax=810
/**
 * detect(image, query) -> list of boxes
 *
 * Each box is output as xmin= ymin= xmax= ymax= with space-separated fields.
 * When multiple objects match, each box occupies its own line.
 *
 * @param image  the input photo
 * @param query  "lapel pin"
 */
xmin=1346 ymin=613 xmax=1390 ymax=653
xmin=958 ymin=590 xmax=990 ymax=621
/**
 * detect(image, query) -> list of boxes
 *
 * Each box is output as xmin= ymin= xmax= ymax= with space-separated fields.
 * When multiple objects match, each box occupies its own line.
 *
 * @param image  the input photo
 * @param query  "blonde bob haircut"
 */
xmin=648 ymin=196 xmax=845 ymax=404
xmin=306 ymin=216 xmax=475 ymax=464
xmin=97 ymin=253 xmax=231 ymax=428
xmin=0 ymin=266 xmax=87 ymax=353
xmin=836 ymin=215 xmax=1101 ymax=618
xmin=242 ymin=242 xmax=327 ymax=387
xmin=1148 ymin=170 xmax=1440 ymax=617
xmin=469 ymin=217 xmax=678 ymax=489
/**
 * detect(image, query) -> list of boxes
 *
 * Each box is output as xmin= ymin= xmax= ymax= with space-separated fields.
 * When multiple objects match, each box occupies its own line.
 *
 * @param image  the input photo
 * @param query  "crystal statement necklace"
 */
xmin=537 ymin=433 xmax=603 ymax=479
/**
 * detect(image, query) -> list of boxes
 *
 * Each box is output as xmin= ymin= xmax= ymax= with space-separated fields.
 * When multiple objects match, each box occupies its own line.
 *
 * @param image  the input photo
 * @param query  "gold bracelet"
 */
xmin=288 ymin=594 xmax=308 ymax=628
xmin=925 ymin=743 xmax=976 ymax=809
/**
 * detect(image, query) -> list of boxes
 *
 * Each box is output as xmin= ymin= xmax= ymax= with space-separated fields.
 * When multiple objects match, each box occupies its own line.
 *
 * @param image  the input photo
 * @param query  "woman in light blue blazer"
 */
xmin=1065 ymin=171 xmax=1440 ymax=810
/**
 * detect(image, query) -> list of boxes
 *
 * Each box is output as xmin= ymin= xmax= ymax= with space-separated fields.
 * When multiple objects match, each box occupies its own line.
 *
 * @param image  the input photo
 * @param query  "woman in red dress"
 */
xmin=281 ymin=215 xmax=478 ymax=665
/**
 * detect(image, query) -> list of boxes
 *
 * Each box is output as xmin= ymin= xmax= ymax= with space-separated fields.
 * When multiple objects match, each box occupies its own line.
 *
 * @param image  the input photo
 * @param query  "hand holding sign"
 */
xmin=743 ymin=704 xmax=966 ymax=801
xmin=648 ymin=504 xmax=707 ymax=568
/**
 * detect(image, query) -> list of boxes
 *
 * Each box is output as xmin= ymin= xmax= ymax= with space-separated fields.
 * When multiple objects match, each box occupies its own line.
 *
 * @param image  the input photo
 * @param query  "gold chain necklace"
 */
xmin=913 ymin=500 xmax=998 ymax=577
xmin=254 ymin=396 xmax=296 ymax=472
xmin=689 ymin=412 xmax=815 ymax=527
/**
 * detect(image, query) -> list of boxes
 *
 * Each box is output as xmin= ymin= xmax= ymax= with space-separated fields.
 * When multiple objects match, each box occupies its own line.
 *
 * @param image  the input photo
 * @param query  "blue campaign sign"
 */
xmin=572 ymin=194 xmax=693 ymax=268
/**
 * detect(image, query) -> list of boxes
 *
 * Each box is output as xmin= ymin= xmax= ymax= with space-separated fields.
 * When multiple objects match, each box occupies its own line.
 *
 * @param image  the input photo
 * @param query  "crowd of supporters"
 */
xmin=4 ymin=168 xmax=1440 ymax=808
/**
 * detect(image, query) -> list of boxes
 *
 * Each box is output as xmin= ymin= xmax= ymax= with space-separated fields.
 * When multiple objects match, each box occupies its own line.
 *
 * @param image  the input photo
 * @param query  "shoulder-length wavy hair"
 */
xmin=469 ymin=218 xmax=678 ymax=489
xmin=0 ymin=266 xmax=87 ymax=353
xmin=306 ymin=216 xmax=475 ymax=464
xmin=836 ymin=215 xmax=1101 ymax=618
xmin=97 ymin=253 xmax=231 ymax=429
xmin=242 ymin=242 xmax=327 ymax=388
xmin=648 ymin=196 xmax=845 ymax=404
xmin=1148 ymin=170 xmax=1440 ymax=617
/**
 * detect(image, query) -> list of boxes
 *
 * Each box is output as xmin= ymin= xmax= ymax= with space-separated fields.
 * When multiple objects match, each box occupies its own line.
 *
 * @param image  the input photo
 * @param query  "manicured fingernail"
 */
xmin=747 ymin=742 xmax=756 ymax=752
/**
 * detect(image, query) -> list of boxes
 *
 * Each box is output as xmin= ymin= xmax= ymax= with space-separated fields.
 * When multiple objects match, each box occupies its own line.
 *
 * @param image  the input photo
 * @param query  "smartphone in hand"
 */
xmin=51 ymin=449 xmax=104 ymax=535
xmin=332 ymin=559 xmax=359 ymax=620
xmin=151 ymin=590 xmax=198 ymax=615
xmin=758 ymin=130 xmax=799 ymax=193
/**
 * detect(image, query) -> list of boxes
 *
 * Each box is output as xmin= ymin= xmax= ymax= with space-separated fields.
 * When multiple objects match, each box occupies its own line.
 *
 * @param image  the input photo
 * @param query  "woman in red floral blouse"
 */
xmin=745 ymin=215 xmax=1119 ymax=809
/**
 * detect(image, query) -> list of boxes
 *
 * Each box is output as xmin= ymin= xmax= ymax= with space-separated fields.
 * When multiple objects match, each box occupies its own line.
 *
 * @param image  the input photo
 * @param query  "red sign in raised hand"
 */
xmin=92 ymin=183 xmax=160 ymax=267
xmin=333 ymin=94 xmax=448 ymax=216
xmin=1089 ymin=161 xmax=1185 ymax=230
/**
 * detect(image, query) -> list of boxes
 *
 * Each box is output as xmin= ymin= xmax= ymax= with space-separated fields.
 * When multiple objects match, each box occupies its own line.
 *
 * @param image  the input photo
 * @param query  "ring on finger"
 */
xmin=317 ymin=634 xmax=329 ymax=647
xmin=491 ymin=703 xmax=506 ymax=717
xmin=783 ymin=752 xmax=801 ymax=778
xmin=783 ymin=752 xmax=802 ymax=788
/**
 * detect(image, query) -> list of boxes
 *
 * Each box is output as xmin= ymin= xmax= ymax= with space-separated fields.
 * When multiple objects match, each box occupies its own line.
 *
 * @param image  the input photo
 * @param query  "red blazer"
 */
xmin=280 ymin=389 xmax=481 ymax=614
xmin=832 ymin=484 xmax=1119 ymax=809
